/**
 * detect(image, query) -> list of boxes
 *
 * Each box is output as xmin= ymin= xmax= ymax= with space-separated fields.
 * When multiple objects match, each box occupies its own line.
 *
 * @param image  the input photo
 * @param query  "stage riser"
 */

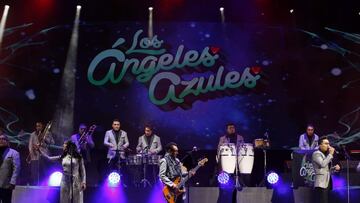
xmin=12 ymin=186 xmax=360 ymax=203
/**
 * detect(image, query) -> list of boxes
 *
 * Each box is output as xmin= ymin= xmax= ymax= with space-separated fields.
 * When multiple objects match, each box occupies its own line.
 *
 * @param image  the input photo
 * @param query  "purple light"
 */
xmin=108 ymin=172 xmax=121 ymax=186
xmin=267 ymin=172 xmax=279 ymax=185
xmin=217 ymin=171 xmax=230 ymax=185
xmin=48 ymin=171 xmax=62 ymax=186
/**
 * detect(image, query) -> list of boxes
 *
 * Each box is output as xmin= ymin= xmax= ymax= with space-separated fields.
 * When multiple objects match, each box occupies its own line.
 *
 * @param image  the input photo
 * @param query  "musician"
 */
xmin=0 ymin=134 xmax=20 ymax=203
xmin=104 ymin=119 xmax=129 ymax=161
xmin=136 ymin=125 xmax=162 ymax=154
xmin=312 ymin=136 xmax=341 ymax=203
xmin=70 ymin=124 xmax=95 ymax=163
xmin=217 ymin=123 xmax=244 ymax=155
xmin=299 ymin=124 xmax=319 ymax=150
xmin=39 ymin=141 xmax=86 ymax=203
xmin=159 ymin=142 xmax=195 ymax=203
xmin=135 ymin=125 xmax=162 ymax=184
xmin=28 ymin=121 xmax=54 ymax=185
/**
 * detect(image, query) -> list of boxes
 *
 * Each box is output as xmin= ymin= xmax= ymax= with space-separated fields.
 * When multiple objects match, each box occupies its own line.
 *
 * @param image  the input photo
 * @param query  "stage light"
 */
xmin=51 ymin=4 xmax=81 ymax=140
xmin=219 ymin=7 xmax=225 ymax=23
xmin=217 ymin=171 xmax=230 ymax=185
xmin=148 ymin=6 xmax=153 ymax=39
xmin=267 ymin=172 xmax=279 ymax=185
xmin=0 ymin=5 xmax=10 ymax=49
xmin=290 ymin=9 xmax=294 ymax=13
xmin=48 ymin=171 xmax=63 ymax=186
xmin=108 ymin=172 xmax=121 ymax=186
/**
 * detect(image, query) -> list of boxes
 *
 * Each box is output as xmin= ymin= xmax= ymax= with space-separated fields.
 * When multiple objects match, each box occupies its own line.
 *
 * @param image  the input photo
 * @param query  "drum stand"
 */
xmin=139 ymin=154 xmax=152 ymax=188
xmin=258 ymin=148 xmax=267 ymax=187
xmin=235 ymin=144 xmax=242 ymax=190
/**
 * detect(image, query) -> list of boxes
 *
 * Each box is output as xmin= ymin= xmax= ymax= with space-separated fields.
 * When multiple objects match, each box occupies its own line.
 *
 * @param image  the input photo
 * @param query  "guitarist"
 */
xmin=159 ymin=142 xmax=195 ymax=203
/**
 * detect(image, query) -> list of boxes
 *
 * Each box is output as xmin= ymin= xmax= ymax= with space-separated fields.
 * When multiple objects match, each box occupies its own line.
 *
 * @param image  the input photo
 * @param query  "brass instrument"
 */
xmin=79 ymin=124 xmax=96 ymax=146
xmin=26 ymin=121 xmax=52 ymax=164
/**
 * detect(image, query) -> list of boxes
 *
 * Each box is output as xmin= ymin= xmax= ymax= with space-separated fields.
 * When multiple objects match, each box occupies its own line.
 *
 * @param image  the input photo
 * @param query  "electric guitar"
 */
xmin=162 ymin=158 xmax=208 ymax=203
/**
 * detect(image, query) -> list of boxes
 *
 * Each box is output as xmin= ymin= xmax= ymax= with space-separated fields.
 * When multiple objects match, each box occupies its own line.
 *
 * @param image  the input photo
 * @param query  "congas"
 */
xmin=127 ymin=154 xmax=143 ymax=165
xmin=148 ymin=155 xmax=162 ymax=165
xmin=219 ymin=143 xmax=236 ymax=174
xmin=238 ymin=143 xmax=254 ymax=174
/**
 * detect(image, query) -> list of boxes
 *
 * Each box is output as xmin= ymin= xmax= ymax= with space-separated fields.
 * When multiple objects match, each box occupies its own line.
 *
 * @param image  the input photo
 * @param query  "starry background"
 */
xmin=1 ymin=20 xmax=360 ymax=150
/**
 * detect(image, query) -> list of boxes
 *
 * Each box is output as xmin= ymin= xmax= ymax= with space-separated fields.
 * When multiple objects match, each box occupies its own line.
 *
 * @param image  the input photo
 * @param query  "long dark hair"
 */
xmin=60 ymin=140 xmax=82 ymax=160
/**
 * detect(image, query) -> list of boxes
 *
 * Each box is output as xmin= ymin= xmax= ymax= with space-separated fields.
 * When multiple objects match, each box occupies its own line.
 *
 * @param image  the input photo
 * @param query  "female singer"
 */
xmin=40 ymin=140 xmax=86 ymax=203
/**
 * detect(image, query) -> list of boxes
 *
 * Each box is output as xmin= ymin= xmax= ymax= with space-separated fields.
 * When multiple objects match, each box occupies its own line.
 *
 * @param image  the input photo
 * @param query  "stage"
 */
xmin=11 ymin=186 xmax=360 ymax=203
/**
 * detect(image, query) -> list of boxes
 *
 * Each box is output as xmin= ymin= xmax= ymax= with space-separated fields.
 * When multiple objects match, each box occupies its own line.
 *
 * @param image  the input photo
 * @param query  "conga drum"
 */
xmin=219 ymin=143 xmax=237 ymax=174
xmin=237 ymin=143 xmax=254 ymax=174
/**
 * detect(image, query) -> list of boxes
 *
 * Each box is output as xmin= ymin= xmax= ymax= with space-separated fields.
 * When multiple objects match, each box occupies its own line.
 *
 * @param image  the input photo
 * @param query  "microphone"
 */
xmin=186 ymin=146 xmax=198 ymax=154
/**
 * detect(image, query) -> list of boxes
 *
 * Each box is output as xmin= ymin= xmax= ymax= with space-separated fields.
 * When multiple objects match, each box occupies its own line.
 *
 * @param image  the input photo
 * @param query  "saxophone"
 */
xmin=26 ymin=121 xmax=52 ymax=164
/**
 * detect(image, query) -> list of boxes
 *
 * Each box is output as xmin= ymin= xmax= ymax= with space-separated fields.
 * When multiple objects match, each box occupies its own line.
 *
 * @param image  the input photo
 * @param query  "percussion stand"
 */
xmin=259 ymin=132 xmax=269 ymax=187
xmin=256 ymin=147 xmax=268 ymax=187
xmin=139 ymin=150 xmax=152 ymax=188
xmin=235 ymin=143 xmax=242 ymax=190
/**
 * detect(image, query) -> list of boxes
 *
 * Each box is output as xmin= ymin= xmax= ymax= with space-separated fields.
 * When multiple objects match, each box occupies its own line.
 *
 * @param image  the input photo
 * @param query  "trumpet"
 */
xmin=26 ymin=121 xmax=52 ymax=164
xmin=79 ymin=124 xmax=96 ymax=145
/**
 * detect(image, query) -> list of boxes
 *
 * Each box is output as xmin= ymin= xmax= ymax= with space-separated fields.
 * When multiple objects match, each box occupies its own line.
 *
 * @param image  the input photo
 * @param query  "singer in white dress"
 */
xmin=40 ymin=141 xmax=86 ymax=203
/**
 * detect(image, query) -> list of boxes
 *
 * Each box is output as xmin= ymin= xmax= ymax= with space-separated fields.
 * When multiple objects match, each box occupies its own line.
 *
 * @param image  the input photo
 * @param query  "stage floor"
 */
xmin=12 ymin=185 xmax=360 ymax=203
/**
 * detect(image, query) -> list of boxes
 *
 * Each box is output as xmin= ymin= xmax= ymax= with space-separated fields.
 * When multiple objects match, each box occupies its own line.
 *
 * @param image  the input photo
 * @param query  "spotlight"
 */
xmin=217 ymin=171 xmax=230 ymax=185
xmin=220 ymin=7 xmax=224 ymax=12
xmin=267 ymin=172 xmax=279 ymax=185
xmin=149 ymin=7 xmax=153 ymax=11
xmin=77 ymin=5 xmax=82 ymax=10
xmin=48 ymin=171 xmax=63 ymax=186
xmin=108 ymin=172 xmax=121 ymax=186
xmin=290 ymin=9 xmax=294 ymax=13
xmin=4 ymin=5 xmax=9 ymax=10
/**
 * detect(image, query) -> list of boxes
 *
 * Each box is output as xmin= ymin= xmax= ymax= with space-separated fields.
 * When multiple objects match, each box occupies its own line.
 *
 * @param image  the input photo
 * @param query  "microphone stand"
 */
xmin=69 ymin=147 xmax=74 ymax=203
xmin=342 ymin=145 xmax=350 ymax=203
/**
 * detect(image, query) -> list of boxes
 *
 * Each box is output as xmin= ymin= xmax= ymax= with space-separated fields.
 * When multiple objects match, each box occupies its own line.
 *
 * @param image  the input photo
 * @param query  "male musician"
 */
xmin=217 ymin=123 xmax=244 ymax=149
xmin=70 ymin=124 xmax=95 ymax=163
xmin=28 ymin=121 xmax=54 ymax=185
xmin=0 ymin=134 xmax=20 ymax=203
xmin=299 ymin=124 xmax=319 ymax=150
xmin=136 ymin=125 xmax=162 ymax=154
xmin=159 ymin=142 xmax=195 ymax=203
xmin=104 ymin=119 xmax=129 ymax=186
xmin=312 ymin=136 xmax=341 ymax=203
xmin=135 ymin=125 xmax=162 ymax=184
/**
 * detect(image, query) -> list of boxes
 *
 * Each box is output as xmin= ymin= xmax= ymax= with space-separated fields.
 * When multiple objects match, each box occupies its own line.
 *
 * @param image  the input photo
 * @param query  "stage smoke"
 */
xmin=51 ymin=5 xmax=81 ymax=142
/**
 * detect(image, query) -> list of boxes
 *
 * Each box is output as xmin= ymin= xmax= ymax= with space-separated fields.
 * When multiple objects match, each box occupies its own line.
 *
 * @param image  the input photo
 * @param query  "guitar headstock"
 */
xmin=198 ymin=158 xmax=208 ymax=166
